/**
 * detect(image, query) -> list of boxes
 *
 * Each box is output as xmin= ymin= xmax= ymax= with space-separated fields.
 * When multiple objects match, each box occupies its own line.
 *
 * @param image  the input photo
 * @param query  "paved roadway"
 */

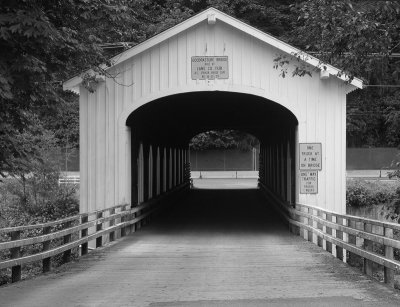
xmin=1 ymin=185 xmax=400 ymax=306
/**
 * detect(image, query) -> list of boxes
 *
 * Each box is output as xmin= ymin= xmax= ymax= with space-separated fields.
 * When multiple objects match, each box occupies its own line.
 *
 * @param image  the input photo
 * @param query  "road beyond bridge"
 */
xmin=1 ymin=187 xmax=400 ymax=307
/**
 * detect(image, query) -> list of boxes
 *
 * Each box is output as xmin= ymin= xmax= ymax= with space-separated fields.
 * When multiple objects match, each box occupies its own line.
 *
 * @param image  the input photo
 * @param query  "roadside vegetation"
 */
xmin=0 ymin=161 xmax=79 ymax=285
xmin=346 ymin=179 xmax=400 ymax=220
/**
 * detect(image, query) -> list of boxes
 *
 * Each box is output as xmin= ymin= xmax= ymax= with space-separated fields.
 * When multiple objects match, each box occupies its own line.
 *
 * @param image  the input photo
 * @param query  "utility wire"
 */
xmin=364 ymin=85 xmax=400 ymax=88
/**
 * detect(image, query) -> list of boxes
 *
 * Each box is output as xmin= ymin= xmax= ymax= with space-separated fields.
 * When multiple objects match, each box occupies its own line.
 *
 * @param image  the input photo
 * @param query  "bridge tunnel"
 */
xmin=126 ymin=91 xmax=298 ymax=207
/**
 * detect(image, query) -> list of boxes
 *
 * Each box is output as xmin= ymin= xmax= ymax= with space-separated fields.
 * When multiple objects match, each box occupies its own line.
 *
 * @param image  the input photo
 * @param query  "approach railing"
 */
xmin=260 ymin=183 xmax=400 ymax=288
xmin=0 ymin=183 xmax=189 ymax=283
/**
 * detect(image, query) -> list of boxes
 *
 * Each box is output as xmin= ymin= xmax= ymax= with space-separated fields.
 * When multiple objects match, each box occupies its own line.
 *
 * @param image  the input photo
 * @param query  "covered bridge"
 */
xmin=63 ymin=7 xmax=363 ymax=215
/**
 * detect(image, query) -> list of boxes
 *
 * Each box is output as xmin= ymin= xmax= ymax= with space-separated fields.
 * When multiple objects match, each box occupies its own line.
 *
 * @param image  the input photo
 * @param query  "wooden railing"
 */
xmin=0 ymin=183 xmax=189 ymax=283
xmin=260 ymin=183 xmax=400 ymax=288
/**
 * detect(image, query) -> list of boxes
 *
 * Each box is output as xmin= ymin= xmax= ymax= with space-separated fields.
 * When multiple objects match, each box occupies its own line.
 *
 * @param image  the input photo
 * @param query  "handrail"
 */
xmin=259 ymin=182 xmax=400 ymax=287
xmin=0 ymin=182 xmax=190 ymax=283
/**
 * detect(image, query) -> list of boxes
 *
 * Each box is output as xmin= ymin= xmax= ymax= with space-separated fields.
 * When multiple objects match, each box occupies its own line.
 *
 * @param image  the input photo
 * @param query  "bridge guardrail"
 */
xmin=0 ymin=182 xmax=189 ymax=283
xmin=259 ymin=183 xmax=400 ymax=288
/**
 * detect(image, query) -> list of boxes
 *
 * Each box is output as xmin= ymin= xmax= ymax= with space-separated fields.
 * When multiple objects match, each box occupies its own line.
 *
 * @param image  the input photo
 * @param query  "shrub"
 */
xmin=346 ymin=179 xmax=397 ymax=207
xmin=0 ymin=169 xmax=79 ymax=285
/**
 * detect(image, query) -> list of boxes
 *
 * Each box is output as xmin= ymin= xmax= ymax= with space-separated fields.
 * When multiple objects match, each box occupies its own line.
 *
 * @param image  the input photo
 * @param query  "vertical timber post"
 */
xmin=96 ymin=212 xmax=103 ymax=248
xmin=342 ymin=218 xmax=348 ymax=263
xmin=11 ymin=230 xmax=21 ymax=283
xmin=331 ymin=215 xmax=337 ymax=258
xmin=42 ymin=226 xmax=51 ymax=272
xmin=110 ymin=208 xmax=116 ymax=241
xmin=63 ymin=221 xmax=72 ymax=263
xmin=81 ymin=214 xmax=89 ymax=255
xmin=363 ymin=222 xmax=373 ymax=277
xmin=384 ymin=227 xmax=394 ymax=286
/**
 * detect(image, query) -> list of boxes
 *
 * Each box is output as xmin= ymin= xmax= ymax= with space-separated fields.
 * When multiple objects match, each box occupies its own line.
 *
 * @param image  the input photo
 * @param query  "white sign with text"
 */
xmin=299 ymin=143 xmax=322 ymax=170
xmin=300 ymin=171 xmax=318 ymax=194
xmin=191 ymin=56 xmax=229 ymax=80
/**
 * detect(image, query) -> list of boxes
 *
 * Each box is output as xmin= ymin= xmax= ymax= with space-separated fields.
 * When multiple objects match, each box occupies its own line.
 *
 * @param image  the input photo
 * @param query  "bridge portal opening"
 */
xmin=126 ymin=91 xmax=298 ymax=206
xmin=188 ymin=129 xmax=259 ymax=189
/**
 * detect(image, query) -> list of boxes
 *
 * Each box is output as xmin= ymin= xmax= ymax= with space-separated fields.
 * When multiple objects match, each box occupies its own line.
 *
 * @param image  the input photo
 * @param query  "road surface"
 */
xmin=1 ymin=188 xmax=400 ymax=306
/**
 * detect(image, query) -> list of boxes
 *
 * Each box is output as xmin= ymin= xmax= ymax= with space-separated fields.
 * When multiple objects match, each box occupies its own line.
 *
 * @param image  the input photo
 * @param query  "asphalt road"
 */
xmin=1 ymin=189 xmax=400 ymax=306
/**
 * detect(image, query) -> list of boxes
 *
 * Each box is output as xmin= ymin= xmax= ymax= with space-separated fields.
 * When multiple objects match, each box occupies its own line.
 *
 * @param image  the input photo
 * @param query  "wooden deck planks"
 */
xmin=1 ymin=189 xmax=400 ymax=306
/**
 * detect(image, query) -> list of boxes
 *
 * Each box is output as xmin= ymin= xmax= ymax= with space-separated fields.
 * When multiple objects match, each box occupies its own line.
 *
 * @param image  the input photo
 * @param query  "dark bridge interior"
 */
xmin=126 ymin=91 xmax=298 ymax=207
xmin=126 ymin=92 xmax=297 ymax=146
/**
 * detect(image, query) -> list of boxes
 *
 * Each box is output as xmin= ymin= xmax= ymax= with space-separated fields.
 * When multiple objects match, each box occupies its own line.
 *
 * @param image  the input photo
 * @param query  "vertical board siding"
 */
xmin=80 ymin=21 xmax=348 ymax=214
xmin=88 ymin=90 xmax=96 ymax=212
xmin=79 ymin=89 xmax=88 ymax=213
xmin=96 ymin=83 xmax=106 ymax=210
xmin=177 ymin=33 xmax=187 ymax=87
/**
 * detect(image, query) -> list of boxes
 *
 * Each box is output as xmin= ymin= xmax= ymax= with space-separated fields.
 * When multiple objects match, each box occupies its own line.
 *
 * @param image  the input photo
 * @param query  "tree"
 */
xmin=0 ymin=0 xmax=151 ymax=177
xmin=268 ymin=0 xmax=400 ymax=150
xmin=286 ymin=0 xmax=400 ymax=83
xmin=190 ymin=130 xmax=259 ymax=151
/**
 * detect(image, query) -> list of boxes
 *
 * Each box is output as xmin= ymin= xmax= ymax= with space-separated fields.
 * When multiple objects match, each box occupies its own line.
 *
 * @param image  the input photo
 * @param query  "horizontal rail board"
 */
xmin=290 ymin=219 xmax=400 ymax=271
xmin=259 ymin=182 xmax=400 ymax=287
xmin=0 ymin=182 xmax=189 ymax=273
xmin=292 ymin=210 xmax=400 ymax=250
xmin=0 ymin=209 xmax=155 ymax=269
xmin=295 ymin=202 xmax=400 ymax=232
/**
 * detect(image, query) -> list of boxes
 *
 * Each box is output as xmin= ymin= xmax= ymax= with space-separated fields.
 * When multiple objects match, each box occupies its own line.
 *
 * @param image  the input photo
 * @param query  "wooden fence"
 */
xmin=260 ymin=183 xmax=400 ymax=287
xmin=0 ymin=183 xmax=189 ymax=283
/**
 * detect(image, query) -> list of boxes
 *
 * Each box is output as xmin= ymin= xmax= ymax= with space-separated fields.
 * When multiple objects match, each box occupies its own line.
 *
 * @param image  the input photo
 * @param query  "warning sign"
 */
xmin=299 ymin=143 xmax=322 ymax=170
xmin=300 ymin=171 xmax=318 ymax=194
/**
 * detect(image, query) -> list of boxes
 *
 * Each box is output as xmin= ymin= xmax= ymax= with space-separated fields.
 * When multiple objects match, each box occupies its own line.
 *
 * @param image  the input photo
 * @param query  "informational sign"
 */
xmin=300 ymin=171 xmax=318 ymax=194
xmin=191 ymin=56 xmax=229 ymax=80
xmin=299 ymin=143 xmax=322 ymax=170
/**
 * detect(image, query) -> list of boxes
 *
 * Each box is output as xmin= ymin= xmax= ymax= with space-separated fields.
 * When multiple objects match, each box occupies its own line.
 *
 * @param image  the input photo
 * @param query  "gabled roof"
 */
xmin=63 ymin=7 xmax=363 ymax=91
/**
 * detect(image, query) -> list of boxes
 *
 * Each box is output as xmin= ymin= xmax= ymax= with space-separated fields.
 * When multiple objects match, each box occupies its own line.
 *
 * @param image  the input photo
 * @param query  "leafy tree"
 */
xmin=0 ymin=0 xmax=151 ymax=177
xmin=286 ymin=0 xmax=400 ymax=83
xmin=190 ymin=130 xmax=259 ymax=150
xmin=268 ymin=0 xmax=400 ymax=151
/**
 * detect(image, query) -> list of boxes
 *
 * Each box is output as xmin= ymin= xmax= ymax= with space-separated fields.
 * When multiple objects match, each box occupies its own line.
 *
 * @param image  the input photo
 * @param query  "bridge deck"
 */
xmin=1 ymin=188 xmax=400 ymax=306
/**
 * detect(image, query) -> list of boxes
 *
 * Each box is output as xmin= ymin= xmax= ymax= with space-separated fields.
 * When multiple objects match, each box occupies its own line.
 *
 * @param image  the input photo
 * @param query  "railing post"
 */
xmin=96 ymin=212 xmax=103 ymax=248
xmin=63 ymin=221 xmax=72 ymax=263
xmin=132 ymin=206 xmax=137 ymax=234
xmin=312 ymin=209 xmax=318 ymax=245
xmin=384 ymin=227 xmax=394 ymax=286
xmin=331 ymin=215 xmax=337 ymax=258
xmin=322 ymin=213 xmax=327 ymax=251
xmin=81 ymin=214 xmax=88 ymax=256
xmin=11 ymin=230 xmax=21 ymax=283
xmin=42 ymin=226 xmax=51 ymax=273
xmin=363 ymin=222 xmax=373 ymax=277
xmin=302 ymin=206 xmax=308 ymax=241
xmin=342 ymin=218 xmax=348 ymax=263
xmin=109 ymin=208 xmax=115 ymax=242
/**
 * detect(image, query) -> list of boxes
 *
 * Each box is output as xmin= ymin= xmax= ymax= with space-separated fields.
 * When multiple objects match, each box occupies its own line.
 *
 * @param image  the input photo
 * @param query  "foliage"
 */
xmin=286 ymin=0 xmax=400 ymax=83
xmin=347 ymin=88 xmax=400 ymax=147
xmin=0 ymin=0 xmax=151 ymax=177
xmin=190 ymin=130 xmax=259 ymax=151
xmin=346 ymin=179 xmax=397 ymax=207
xmin=384 ymin=186 xmax=400 ymax=221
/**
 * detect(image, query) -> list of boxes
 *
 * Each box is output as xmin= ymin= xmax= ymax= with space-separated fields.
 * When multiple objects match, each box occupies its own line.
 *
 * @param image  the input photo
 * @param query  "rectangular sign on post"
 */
xmin=300 ymin=171 xmax=318 ymax=194
xmin=191 ymin=56 xmax=229 ymax=80
xmin=299 ymin=143 xmax=322 ymax=170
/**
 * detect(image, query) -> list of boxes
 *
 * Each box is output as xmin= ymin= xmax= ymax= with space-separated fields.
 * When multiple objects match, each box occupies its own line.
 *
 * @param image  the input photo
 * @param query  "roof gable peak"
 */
xmin=64 ymin=7 xmax=363 ymax=91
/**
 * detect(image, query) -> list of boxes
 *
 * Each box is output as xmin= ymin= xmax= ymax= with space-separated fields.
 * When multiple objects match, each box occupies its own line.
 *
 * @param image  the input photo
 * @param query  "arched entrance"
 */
xmin=126 ymin=91 xmax=298 ymax=206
